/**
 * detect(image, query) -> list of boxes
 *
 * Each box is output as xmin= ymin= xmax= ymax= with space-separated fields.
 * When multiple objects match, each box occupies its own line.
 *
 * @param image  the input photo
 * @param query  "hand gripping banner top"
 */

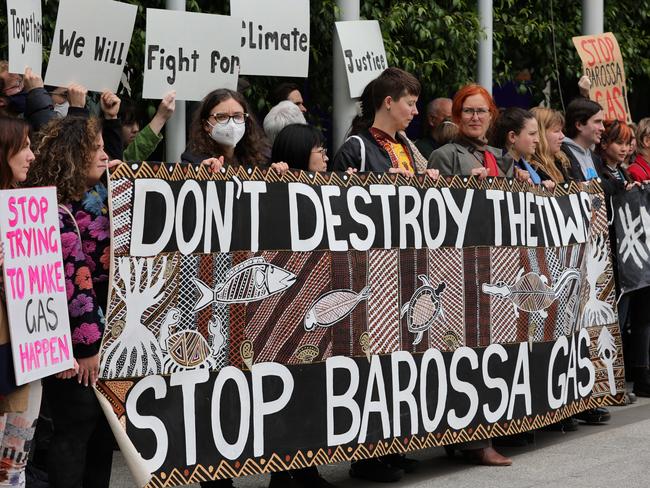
xmin=96 ymin=162 xmax=624 ymax=487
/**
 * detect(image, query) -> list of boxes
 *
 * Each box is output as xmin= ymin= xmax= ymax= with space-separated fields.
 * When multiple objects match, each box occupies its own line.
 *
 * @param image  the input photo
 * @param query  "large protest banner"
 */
xmin=45 ymin=0 xmax=137 ymax=93
xmin=0 ymin=187 xmax=74 ymax=384
xmin=143 ymin=9 xmax=241 ymax=101
xmin=97 ymin=163 xmax=624 ymax=487
xmin=230 ymin=0 xmax=310 ymax=77
xmin=572 ymin=32 xmax=631 ymax=123
xmin=6 ymin=0 xmax=43 ymax=76
xmin=335 ymin=20 xmax=388 ymax=98
xmin=612 ymin=186 xmax=650 ymax=294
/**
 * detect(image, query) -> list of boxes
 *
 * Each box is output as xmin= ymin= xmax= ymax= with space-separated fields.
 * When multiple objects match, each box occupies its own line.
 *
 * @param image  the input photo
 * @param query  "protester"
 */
xmin=428 ymin=83 xmax=526 ymax=183
xmin=332 ymin=67 xmax=441 ymax=483
xmin=0 ymin=116 xmax=42 ymax=488
xmin=260 ymin=122 xmax=336 ymax=488
xmin=182 ymin=88 xmax=269 ymax=168
xmin=431 ymin=118 xmax=458 ymax=148
xmin=560 ymin=98 xmax=606 ymax=182
xmin=416 ymin=97 xmax=452 ymax=158
xmin=629 ymin=118 xmax=650 ymax=182
xmin=120 ymin=91 xmax=176 ymax=161
xmin=263 ymin=101 xmax=307 ymax=144
xmin=490 ymin=107 xmax=543 ymax=186
xmin=272 ymin=82 xmax=307 ymax=113
xmin=332 ymin=67 xmax=432 ymax=176
xmin=596 ymin=119 xmax=650 ymax=397
xmin=530 ymin=107 xmax=573 ymax=184
xmin=26 ymin=116 xmax=115 ymax=488
xmin=625 ymin=122 xmax=637 ymax=169
xmin=272 ymin=124 xmax=328 ymax=172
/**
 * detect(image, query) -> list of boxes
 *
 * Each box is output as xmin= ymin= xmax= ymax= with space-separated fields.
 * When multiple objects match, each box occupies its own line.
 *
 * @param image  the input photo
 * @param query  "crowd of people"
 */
xmin=0 ymin=58 xmax=648 ymax=488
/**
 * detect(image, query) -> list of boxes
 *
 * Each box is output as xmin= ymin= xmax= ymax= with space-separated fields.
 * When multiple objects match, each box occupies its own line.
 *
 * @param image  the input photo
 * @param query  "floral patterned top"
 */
xmin=59 ymin=183 xmax=110 ymax=358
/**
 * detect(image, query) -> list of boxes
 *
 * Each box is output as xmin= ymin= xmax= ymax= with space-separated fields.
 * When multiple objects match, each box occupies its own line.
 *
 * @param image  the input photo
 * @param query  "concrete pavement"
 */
xmin=110 ymin=396 xmax=650 ymax=488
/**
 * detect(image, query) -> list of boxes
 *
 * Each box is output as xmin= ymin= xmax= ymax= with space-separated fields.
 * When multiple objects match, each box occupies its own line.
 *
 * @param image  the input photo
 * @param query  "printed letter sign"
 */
xmin=6 ymin=0 xmax=43 ymax=76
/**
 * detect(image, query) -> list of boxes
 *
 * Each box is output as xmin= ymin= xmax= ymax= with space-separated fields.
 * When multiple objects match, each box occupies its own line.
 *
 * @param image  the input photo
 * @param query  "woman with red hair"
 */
xmin=427 ymin=84 xmax=520 ymax=180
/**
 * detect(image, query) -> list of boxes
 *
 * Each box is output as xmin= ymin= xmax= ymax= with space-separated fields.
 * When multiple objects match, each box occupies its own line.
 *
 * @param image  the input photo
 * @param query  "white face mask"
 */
xmin=208 ymin=119 xmax=246 ymax=147
xmin=53 ymin=101 xmax=69 ymax=118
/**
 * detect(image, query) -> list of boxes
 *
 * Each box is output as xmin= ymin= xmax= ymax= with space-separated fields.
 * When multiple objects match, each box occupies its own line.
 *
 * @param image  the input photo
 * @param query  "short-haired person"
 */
xmin=530 ymin=107 xmax=573 ymax=184
xmin=119 ymin=90 xmax=176 ymax=161
xmin=0 ymin=116 xmax=40 ymax=488
xmin=560 ymin=98 xmax=606 ymax=182
xmin=332 ymin=67 xmax=433 ymax=176
xmin=428 ymin=83 xmax=528 ymax=184
xmin=560 ymin=98 xmax=613 ymax=424
xmin=272 ymin=82 xmax=307 ymax=113
xmin=263 ymin=101 xmax=307 ymax=144
xmin=182 ymin=88 xmax=269 ymax=168
xmin=629 ymin=118 xmax=650 ymax=182
xmin=416 ymin=97 xmax=452 ymax=158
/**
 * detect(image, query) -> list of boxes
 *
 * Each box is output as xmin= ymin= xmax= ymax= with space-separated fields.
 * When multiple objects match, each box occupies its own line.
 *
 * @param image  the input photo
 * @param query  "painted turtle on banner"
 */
xmin=400 ymin=276 xmax=446 ymax=345
xmin=159 ymin=309 xmax=225 ymax=369
xmin=482 ymin=267 xmax=580 ymax=319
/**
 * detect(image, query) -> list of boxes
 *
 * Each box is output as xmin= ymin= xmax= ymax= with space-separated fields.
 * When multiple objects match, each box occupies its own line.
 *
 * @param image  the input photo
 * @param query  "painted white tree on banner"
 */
xmin=597 ymin=326 xmax=617 ymax=395
xmin=617 ymin=203 xmax=650 ymax=268
xmin=101 ymin=256 xmax=167 ymax=377
xmin=580 ymin=234 xmax=616 ymax=328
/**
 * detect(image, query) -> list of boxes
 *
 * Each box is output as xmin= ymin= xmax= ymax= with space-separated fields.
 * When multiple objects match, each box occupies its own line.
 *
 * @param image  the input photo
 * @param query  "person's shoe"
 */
xmin=350 ymin=458 xmax=404 ymax=483
xmin=626 ymin=390 xmax=638 ymax=404
xmin=200 ymin=479 xmax=234 ymax=488
xmin=574 ymin=407 xmax=610 ymax=424
xmin=461 ymin=447 xmax=512 ymax=466
xmin=633 ymin=367 xmax=650 ymax=397
xmin=382 ymin=454 xmax=419 ymax=473
xmin=268 ymin=471 xmax=303 ymax=488
xmin=542 ymin=416 xmax=579 ymax=432
xmin=293 ymin=467 xmax=337 ymax=488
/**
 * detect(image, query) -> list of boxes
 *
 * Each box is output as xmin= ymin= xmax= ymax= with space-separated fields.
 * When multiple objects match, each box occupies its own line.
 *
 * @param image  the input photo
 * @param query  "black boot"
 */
xmin=633 ymin=367 xmax=650 ymax=397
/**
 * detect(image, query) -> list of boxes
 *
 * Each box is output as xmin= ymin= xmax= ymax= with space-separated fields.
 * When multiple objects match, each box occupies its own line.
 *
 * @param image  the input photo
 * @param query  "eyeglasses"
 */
xmin=311 ymin=147 xmax=327 ymax=158
xmin=48 ymin=90 xmax=68 ymax=99
xmin=461 ymin=107 xmax=491 ymax=118
xmin=210 ymin=112 xmax=249 ymax=125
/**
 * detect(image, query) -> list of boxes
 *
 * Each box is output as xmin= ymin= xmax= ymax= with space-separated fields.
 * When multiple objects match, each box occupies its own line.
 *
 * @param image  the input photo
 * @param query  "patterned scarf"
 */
xmin=369 ymin=127 xmax=415 ymax=173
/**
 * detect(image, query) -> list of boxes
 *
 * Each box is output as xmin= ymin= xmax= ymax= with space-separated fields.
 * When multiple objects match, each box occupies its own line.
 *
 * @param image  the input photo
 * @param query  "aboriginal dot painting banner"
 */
xmin=97 ymin=162 xmax=624 ymax=487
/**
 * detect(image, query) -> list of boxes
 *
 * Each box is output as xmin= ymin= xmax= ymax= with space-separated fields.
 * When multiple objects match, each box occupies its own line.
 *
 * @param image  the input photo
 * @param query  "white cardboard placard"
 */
xmin=335 ymin=20 xmax=388 ymax=98
xmin=230 ymin=0 xmax=310 ymax=77
xmin=45 ymin=0 xmax=137 ymax=93
xmin=143 ymin=9 xmax=241 ymax=101
xmin=0 ymin=187 xmax=74 ymax=385
xmin=6 ymin=0 xmax=43 ymax=76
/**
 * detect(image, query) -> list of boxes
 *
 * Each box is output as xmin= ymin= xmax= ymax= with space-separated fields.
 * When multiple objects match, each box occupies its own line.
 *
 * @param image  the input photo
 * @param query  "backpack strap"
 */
xmin=346 ymin=135 xmax=366 ymax=172
xmin=58 ymin=204 xmax=82 ymax=243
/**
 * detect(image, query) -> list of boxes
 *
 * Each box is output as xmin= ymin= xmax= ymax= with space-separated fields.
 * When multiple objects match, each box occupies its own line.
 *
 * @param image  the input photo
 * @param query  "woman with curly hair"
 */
xmin=0 ymin=116 xmax=40 ymax=488
xmin=182 ymin=88 xmax=269 ymax=170
xmin=25 ymin=116 xmax=114 ymax=488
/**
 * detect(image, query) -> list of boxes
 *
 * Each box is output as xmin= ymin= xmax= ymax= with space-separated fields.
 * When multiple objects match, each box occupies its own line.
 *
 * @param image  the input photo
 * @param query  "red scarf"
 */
xmin=484 ymin=150 xmax=499 ymax=177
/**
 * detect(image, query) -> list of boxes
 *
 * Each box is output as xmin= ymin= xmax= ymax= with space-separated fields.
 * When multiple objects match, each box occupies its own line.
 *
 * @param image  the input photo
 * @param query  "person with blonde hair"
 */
xmin=629 ymin=118 xmax=650 ymax=182
xmin=530 ymin=107 xmax=573 ymax=185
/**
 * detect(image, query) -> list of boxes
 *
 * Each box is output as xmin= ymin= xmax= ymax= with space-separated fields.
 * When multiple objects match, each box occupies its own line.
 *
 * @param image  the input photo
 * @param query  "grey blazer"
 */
xmin=427 ymin=142 xmax=513 ymax=177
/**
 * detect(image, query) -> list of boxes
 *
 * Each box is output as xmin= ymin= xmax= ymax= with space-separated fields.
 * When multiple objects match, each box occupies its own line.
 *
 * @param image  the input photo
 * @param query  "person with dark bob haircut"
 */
xmin=271 ymin=124 xmax=328 ymax=172
xmin=332 ymin=67 xmax=434 ymax=176
xmin=182 ymin=88 xmax=269 ymax=169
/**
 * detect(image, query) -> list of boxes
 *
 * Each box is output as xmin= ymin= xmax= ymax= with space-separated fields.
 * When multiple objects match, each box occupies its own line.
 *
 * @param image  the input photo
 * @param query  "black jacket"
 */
xmin=560 ymin=142 xmax=620 ymax=196
xmin=331 ymin=129 xmax=416 ymax=172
